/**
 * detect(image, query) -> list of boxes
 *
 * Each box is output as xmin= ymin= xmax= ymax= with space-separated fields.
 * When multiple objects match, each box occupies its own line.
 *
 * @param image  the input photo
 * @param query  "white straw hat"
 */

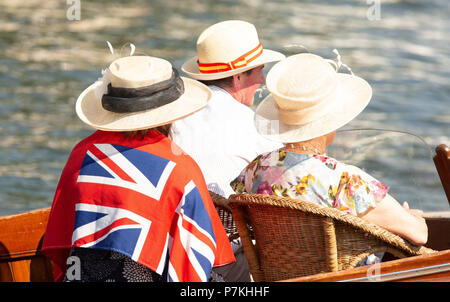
xmin=76 ymin=56 xmax=211 ymax=131
xmin=255 ymin=53 xmax=372 ymax=143
xmin=182 ymin=20 xmax=285 ymax=81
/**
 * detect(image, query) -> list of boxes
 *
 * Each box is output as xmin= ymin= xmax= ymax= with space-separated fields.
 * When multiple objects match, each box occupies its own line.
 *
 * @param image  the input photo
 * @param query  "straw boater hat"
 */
xmin=182 ymin=20 xmax=285 ymax=81
xmin=76 ymin=55 xmax=211 ymax=131
xmin=255 ymin=53 xmax=372 ymax=143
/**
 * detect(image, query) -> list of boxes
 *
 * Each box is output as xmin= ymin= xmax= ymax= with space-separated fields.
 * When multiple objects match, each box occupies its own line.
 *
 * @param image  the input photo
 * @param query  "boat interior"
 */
xmin=0 ymin=132 xmax=449 ymax=282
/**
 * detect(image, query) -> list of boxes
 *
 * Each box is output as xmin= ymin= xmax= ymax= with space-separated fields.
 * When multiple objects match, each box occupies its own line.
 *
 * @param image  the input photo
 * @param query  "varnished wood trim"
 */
xmin=281 ymin=250 xmax=450 ymax=282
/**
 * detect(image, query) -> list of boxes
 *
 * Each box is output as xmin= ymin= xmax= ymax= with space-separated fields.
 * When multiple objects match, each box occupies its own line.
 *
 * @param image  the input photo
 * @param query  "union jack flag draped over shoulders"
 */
xmin=42 ymin=130 xmax=235 ymax=282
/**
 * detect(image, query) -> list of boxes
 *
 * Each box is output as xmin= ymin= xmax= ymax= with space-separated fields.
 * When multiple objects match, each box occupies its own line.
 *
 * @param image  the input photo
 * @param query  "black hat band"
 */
xmin=101 ymin=68 xmax=184 ymax=113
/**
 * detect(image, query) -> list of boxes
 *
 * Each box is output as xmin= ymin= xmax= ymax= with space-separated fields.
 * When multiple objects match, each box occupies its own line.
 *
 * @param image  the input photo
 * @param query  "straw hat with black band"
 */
xmin=182 ymin=20 xmax=285 ymax=81
xmin=254 ymin=53 xmax=372 ymax=143
xmin=76 ymin=55 xmax=211 ymax=131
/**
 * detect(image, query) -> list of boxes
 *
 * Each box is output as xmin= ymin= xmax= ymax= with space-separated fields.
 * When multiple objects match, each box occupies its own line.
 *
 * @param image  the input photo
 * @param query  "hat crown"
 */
xmin=196 ymin=20 xmax=260 ymax=64
xmin=267 ymin=53 xmax=338 ymax=110
xmin=109 ymin=56 xmax=173 ymax=89
xmin=255 ymin=53 xmax=372 ymax=143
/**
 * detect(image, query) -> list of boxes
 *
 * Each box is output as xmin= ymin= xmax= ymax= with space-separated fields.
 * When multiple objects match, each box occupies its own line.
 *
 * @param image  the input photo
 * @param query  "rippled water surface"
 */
xmin=1 ymin=0 xmax=449 ymax=215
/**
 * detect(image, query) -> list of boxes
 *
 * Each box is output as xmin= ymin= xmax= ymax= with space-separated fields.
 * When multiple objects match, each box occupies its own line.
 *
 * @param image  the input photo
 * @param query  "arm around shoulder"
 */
xmin=358 ymin=193 xmax=428 ymax=246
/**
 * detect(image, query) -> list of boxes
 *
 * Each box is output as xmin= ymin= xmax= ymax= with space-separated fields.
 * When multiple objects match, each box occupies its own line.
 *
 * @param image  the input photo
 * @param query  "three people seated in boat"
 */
xmin=42 ymin=19 xmax=428 ymax=282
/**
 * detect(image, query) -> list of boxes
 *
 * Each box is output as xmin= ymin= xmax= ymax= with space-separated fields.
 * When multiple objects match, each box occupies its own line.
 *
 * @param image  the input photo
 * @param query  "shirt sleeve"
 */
xmin=230 ymin=170 xmax=247 ymax=194
xmin=333 ymin=163 xmax=389 ymax=215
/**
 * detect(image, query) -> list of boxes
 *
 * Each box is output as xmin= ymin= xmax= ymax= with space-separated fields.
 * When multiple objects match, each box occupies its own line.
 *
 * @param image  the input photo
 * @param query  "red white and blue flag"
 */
xmin=42 ymin=131 xmax=234 ymax=282
xmin=167 ymin=180 xmax=218 ymax=281
xmin=77 ymin=143 xmax=176 ymax=201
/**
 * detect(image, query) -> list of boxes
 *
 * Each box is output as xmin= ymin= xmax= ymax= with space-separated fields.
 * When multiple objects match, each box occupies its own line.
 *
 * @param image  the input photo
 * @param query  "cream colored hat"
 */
xmin=255 ymin=53 xmax=372 ymax=143
xmin=182 ymin=20 xmax=285 ymax=81
xmin=76 ymin=55 xmax=211 ymax=131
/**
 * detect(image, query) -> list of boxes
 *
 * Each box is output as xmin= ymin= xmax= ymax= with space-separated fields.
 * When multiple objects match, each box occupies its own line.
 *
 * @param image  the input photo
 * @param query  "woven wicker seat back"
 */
xmin=229 ymin=193 xmax=434 ymax=282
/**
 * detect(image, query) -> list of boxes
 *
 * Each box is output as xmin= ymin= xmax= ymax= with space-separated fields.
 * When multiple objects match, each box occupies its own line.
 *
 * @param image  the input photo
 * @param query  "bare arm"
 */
xmin=358 ymin=194 xmax=428 ymax=246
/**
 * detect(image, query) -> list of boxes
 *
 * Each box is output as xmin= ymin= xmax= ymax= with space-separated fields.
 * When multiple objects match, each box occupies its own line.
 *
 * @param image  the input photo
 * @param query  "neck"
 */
xmin=283 ymin=138 xmax=327 ymax=155
xmin=224 ymin=87 xmax=249 ymax=106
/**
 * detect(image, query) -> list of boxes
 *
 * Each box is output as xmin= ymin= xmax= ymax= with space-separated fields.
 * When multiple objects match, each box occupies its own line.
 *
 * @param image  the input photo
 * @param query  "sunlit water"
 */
xmin=0 ymin=0 xmax=449 ymax=215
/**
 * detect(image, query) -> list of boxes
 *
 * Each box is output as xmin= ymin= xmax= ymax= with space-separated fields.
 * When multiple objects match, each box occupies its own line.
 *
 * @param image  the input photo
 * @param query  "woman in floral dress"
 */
xmin=231 ymin=53 xmax=428 ymax=249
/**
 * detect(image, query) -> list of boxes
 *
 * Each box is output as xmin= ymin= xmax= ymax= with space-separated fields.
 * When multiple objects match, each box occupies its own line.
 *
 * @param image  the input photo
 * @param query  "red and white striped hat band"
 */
xmin=197 ymin=42 xmax=263 ymax=74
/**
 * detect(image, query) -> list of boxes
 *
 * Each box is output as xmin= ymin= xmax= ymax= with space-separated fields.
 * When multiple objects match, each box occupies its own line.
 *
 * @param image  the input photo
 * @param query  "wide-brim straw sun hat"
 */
xmin=255 ymin=52 xmax=372 ymax=143
xmin=182 ymin=20 xmax=285 ymax=81
xmin=76 ymin=55 xmax=211 ymax=131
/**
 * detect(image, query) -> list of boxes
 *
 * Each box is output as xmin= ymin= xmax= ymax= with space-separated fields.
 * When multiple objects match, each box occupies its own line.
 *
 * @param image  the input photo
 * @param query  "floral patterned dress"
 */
xmin=230 ymin=149 xmax=389 ymax=216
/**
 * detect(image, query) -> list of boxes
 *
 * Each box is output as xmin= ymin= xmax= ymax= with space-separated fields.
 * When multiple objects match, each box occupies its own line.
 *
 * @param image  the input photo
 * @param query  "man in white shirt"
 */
xmin=169 ymin=20 xmax=285 ymax=282
xmin=170 ymin=20 xmax=285 ymax=198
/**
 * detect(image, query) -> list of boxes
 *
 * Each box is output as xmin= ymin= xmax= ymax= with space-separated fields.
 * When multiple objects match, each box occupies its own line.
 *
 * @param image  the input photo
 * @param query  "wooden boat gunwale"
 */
xmin=281 ymin=249 xmax=450 ymax=282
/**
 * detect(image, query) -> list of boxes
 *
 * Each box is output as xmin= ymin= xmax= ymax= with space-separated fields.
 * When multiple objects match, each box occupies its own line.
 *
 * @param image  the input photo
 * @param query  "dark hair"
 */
xmin=123 ymin=124 xmax=172 ymax=140
xmin=199 ymin=68 xmax=254 ymax=89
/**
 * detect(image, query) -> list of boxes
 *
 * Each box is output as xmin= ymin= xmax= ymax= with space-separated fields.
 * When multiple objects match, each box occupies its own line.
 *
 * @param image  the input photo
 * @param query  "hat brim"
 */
xmin=75 ymin=77 xmax=211 ymax=131
xmin=181 ymin=49 xmax=286 ymax=80
xmin=254 ymin=73 xmax=372 ymax=143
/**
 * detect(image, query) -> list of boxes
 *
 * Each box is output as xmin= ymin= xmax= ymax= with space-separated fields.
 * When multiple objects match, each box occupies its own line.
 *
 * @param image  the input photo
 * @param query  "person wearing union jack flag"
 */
xmin=41 ymin=53 xmax=235 ymax=282
xmin=170 ymin=20 xmax=286 ymax=281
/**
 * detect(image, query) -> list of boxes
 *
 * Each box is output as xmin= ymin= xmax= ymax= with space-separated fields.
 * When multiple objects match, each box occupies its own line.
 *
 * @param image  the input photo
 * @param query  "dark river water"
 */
xmin=0 ymin=0 xmax=449 ymax=215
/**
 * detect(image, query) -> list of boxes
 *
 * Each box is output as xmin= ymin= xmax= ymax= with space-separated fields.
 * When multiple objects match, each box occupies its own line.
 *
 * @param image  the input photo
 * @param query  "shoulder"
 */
xmin=64 ymin=131 xmax=103 ymax=165
xmin=170 ymin=86 xmax=255 ymax=139
xmin=71 ymin=130 xmax=100 ymax=151
xmin=176 ymin=153 xmax=204 ymax=179
xmin=326 ymin=158 xmax=389 ymax=196
xmin=168 ymin=148 xmax=211 ymax=196
xmin=332 ymin=159 xmax=375 ymax=179
xmin=207 ymin=86 xmax=255 ymax=118
xmin=162 ymin=140 xmax=204 ymax=176
xmin=308 ymin=155 xmax=373 ymax=180
xmin=170 ymin=87 xmax=225 ymax=128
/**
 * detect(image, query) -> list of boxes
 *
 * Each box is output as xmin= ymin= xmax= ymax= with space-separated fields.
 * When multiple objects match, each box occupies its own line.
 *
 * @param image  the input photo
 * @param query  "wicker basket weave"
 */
xmin=209 ymin=191 xmax=240 ymax=243
xmin=229 ymin=193 xmax=435 ymax=282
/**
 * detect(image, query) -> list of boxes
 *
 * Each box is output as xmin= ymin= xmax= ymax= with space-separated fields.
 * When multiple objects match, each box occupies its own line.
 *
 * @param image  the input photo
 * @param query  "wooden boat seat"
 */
xmin=229 ymin=193 xmax=435 ymax=282
xmin=433 ymin=144 xmax=450 ymax=204
xmin=0 ymin=207 xmax=53 ymax=281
